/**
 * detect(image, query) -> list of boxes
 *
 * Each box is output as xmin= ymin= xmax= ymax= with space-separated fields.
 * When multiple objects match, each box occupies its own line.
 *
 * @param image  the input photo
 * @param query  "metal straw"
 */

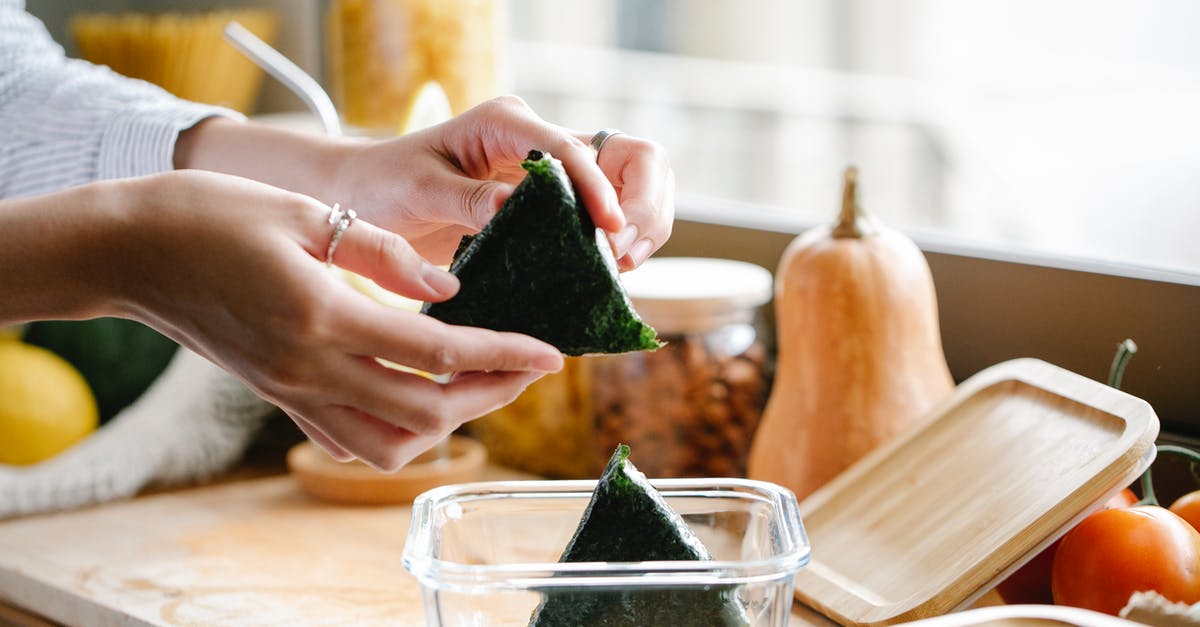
xmin=222 ymin=21 xmax=341 ymax=137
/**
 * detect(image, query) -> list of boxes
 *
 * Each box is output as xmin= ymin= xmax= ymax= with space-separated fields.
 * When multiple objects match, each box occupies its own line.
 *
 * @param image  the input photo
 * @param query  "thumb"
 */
xmin=438 ymin=171 xmax=513 ymax=231
xmin=327 ymin=218 xmax=460 ymax=302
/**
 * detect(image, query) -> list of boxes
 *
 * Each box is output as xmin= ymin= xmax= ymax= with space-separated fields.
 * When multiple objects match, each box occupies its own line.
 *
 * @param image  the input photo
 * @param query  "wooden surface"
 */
xmin=793 ymin=358 xmax=1159 ymax=627
xmin=0 ymin=467 xmax=835 ymax=626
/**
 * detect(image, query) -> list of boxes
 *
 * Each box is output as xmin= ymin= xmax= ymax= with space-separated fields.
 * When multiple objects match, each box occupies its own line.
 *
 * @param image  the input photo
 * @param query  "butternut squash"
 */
xmin=748 ymin=167 xmax=953 ymax=501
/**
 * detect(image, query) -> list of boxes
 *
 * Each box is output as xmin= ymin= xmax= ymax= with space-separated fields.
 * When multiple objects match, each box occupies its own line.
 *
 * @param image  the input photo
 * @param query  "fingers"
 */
xmin=549 ymin=135 xmax=627 ymax=233
xmin=342 ymin=300 xmax=564 ymax=375
xmin=473 ymin=97 xmax=626 ymax=233
xmin=299 ymin=404 xmax=433 ymax=472
xmin=426 ymin=167 xmax=514 ymax=232
xmin=321 ymin=215 xmax=461 ymax=303
xmin=336 ymin=358 xmax=545 ymax=437
xmin=291 ymin=365 xmax=544 ymax=471
xmin=634 ymin=165 xmax=674 ymax=268
xmin=577 ymin=132 xmax=675 ymax=270
xmin=289 ymin=411 xmax=354 ymax=462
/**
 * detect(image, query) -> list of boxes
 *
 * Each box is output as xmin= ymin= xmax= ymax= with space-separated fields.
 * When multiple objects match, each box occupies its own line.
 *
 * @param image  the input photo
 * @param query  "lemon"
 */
xmin=0 ymin=342 xmax=98 ymax=465
xmin=397 ymin=80 xmax=454 ymax=135
xmin=0 ymin=325 xmax=24 ymax=342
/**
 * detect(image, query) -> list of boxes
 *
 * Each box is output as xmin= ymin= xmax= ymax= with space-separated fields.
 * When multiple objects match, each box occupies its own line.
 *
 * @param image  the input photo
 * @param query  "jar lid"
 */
xmin=620 ymin=257 xmax=773 ymax=333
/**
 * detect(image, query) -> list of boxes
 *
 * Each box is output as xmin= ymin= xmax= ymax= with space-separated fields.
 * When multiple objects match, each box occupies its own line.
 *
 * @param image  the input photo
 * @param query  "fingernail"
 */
xmin=628 ymin=239 xmax=654 ymax=267
xmin=533 ymin=352 xmax=564 ymax=373
xmin=421 ymin=264 xmax=459 ymax=298
xmin=611 ymin=224 xmax=639 ymax=256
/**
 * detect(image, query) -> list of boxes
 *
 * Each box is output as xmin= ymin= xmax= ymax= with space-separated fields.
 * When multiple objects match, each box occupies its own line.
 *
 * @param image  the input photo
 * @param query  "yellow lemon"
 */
xmin=0 ymin=342 xmax=98 ymax=465
xmin=0 ymin=325 xmax=24 ymax=342
xmin=397 ymin=80 xmax=454 ymax=135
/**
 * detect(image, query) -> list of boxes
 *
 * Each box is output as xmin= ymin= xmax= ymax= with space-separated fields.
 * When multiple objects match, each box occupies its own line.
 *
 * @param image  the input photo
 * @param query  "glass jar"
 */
xmin=467 ymin=356 xmax=596 ymax=478
xmin=326 ymin=0 xmax=501 ymax=132
xmin=590 ymin=257 xmax=773 ymax=478
xmin=468 ymin=258 xmax=773 ymax=479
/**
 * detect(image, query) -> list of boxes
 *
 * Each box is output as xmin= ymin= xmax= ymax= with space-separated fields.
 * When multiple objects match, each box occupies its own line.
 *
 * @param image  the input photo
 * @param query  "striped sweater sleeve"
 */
xmin=0 ymin=0 xmax=244 ymax=199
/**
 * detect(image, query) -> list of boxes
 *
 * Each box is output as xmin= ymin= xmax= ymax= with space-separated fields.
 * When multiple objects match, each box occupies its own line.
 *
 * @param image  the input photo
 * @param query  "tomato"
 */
xmin=1108 ymin=487 xmax=1144 ymax=509
xmin=1051 ymin=506 xmax=1200 ymax=616
xmin=1170 ymin=490 xmax=1200 ymax=532
xmin=995 ymin=488 xmax=1137 ymax=604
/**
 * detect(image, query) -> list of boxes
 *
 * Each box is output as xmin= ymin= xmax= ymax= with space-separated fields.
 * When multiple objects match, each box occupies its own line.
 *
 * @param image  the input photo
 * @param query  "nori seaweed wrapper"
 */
xmin=528 ymin=445 xmax=751 ymax=626
xmin=421 ymin=151 xmax=661 ymax=356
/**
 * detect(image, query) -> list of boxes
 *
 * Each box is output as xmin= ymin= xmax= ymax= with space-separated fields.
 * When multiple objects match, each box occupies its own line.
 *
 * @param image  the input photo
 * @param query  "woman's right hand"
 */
xmin=107 ymin=170 xmax=562 ymax=470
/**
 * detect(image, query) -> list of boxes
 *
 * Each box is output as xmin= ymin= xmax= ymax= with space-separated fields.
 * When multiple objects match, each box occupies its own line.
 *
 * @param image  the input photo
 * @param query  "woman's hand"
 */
xmin=333 ymin=96 xmax=675 ymax=269
xmin=103 ymin=170 xmax=561 ymax=470
xmin=177 ymin=97 xmax=675 ymax=271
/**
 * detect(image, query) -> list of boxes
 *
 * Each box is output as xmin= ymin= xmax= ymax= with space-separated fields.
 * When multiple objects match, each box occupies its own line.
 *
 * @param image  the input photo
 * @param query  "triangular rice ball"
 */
xmin=421 ymin=151 xmax=661 ymax=356
xmin=528 ymin=445 xmax=750 ymax=626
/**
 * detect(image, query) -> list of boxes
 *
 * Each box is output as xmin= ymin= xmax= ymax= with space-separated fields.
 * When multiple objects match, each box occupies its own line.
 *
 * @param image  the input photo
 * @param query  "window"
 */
xmin=507 ymin=0 xmax=1200 ymax=278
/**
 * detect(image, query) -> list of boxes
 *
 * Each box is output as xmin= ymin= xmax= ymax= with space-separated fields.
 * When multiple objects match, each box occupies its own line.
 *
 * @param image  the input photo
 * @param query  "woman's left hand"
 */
xmin=330 ymin=95 xmax=675 ymax=270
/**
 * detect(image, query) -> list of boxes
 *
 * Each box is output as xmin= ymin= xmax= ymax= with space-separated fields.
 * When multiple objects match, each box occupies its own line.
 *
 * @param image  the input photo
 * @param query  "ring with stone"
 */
xmin=324 ymin=203 xmax=357 ymax=268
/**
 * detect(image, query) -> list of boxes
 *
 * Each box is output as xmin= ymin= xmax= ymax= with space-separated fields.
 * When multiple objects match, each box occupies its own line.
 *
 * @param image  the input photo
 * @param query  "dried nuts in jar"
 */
xmin=590 ymin=257 xmax=773 ymax=478
xmin=468 ymin=257 xmax=773 ymax=479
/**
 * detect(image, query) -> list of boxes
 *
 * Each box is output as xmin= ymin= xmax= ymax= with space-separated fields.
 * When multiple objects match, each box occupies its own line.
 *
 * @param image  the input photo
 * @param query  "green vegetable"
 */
xmin=23 ymin=319 xmax=177 ymax=423
xmin=528 ymin=445 xmax=751 ymax=627
xmin=421 ymin=151 xmax=661 ymax=356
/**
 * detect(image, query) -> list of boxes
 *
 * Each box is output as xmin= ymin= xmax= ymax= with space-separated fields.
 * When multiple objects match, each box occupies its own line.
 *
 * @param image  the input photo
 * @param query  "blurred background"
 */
xmin=24 ymin=0 xmax=1200 ymax=279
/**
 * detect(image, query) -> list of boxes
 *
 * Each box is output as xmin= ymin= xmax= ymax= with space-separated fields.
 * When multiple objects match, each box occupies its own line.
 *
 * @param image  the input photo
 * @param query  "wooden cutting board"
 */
xmin=0 ymin=469 xmax=833 ymax=626
xmin=0 ymin=467 xmax=548 ymax=627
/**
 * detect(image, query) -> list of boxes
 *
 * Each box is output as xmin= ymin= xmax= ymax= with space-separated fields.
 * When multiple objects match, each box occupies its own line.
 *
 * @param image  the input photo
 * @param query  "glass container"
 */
xmin=590 ymin=257 xmax=774 ymax=477
xmin=467 ymin=356 xmax=596 ymax=478
xmin=467 ymin=257 xmax=774 ymax=479
xmin=326 ymin=0 xmax=501 ymax=132
xmin=402 ymin=477 xmax=810 ymax=626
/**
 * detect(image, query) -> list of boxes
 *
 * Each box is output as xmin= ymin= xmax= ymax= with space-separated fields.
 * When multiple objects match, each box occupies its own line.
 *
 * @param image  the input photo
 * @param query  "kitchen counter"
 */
xmin=0 ymin=466 xmax=835 ymax=626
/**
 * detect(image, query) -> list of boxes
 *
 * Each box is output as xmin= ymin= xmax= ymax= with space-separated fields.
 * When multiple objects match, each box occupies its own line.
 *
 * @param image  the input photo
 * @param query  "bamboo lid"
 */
xmin=793 ymin=358 xmax=1159 ymax=626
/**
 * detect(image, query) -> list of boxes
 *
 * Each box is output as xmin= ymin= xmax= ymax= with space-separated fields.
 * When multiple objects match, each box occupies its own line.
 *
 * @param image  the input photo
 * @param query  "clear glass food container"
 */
xmin=402 ymin=478 xmax=809 ymax=626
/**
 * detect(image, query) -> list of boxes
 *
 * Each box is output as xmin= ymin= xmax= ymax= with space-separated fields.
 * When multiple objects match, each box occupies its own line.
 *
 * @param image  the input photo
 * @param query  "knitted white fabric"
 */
xmin=0 ymin=349 xmax=275 ymax=518
xmin=0 ymin=1 xmax=273 ymax=518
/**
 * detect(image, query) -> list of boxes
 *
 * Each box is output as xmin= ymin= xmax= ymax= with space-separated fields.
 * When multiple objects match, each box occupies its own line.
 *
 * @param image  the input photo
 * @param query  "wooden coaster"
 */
xmin=287 ymin=435 xmax=487 ymax=505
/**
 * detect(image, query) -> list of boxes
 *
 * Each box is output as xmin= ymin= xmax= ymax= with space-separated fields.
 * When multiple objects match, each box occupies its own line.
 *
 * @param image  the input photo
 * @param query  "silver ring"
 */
xmin=324 ymin=203 xmax=357 ymax=268
xmin=588 ymin=129 xmax=624 ymax=160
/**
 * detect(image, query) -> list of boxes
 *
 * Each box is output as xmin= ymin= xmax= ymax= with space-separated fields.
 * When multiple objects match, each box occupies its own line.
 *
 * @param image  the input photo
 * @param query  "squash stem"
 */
xmin=832 ymin=166 xmax=876 ymax=238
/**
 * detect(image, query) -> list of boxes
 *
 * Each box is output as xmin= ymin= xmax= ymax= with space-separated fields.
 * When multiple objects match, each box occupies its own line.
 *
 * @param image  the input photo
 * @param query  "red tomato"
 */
xmin=995 ymin=488 xmax=1137 ymax=604
xmin=1051 ymin=506 xmax=1200 ymax=616
xmin=1170 ymin=490 xmax=1200 ymax=532
xmin=1108 ymin=487 xmax=1143 ymax=509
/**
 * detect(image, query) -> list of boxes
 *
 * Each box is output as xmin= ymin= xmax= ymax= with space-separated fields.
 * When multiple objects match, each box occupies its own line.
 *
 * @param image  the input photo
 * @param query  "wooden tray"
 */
xmin=793 ymin=358 xmax=1159 ymax=626
xmin=287 ymin=435 xmax=487 ymax=505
